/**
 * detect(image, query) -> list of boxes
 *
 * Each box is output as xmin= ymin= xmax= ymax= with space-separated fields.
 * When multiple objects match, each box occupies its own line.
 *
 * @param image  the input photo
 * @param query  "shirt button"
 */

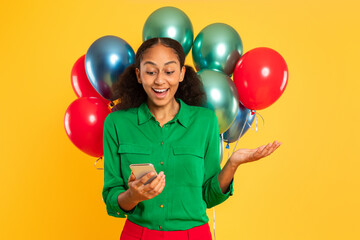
xmin=116 ymin=212 xmax=120 ymax=215
xmin=160 ymin=161 xmax=164 ymax=165
xmin=160 ymin=204 xmax=164 ymax=208
xmin=161 ymin=141 xmax=163 ymax=145
xmin=159 ymin=226 xmax=162 ymax=230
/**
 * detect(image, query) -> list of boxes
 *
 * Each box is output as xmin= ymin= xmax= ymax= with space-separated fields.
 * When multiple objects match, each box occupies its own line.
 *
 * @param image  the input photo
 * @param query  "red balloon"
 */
xmin=71 ymin=55 xmax=110 ymax=105
xmin=64 ymin=97 xmax=111 ymax=157
xmin=233 ymin=47 xmax=288 ymax=110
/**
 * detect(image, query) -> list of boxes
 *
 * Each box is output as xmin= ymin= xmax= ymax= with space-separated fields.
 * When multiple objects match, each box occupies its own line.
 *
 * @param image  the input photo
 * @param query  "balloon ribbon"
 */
xmin=95 ymin=157 xmax=104 ymax=170
xmin=231 ymin=111 xmax=251 ymax=156
xmin=213 ymin=207 xmax=217 ymax=240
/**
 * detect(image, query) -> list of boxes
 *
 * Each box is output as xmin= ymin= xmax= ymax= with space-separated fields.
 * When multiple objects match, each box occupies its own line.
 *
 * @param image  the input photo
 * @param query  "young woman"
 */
xmin=102 ymin=37 xmax=281 ymax=240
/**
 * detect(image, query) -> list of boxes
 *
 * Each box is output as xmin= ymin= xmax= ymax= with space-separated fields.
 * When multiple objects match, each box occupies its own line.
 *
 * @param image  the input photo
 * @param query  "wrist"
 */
xmin=125 ymin=189 xmax=140 ymax=205
xmin=228 ymin=156 xmax=240 ymax=170
xmin=117 ymin=190 xmax=138 ymax=213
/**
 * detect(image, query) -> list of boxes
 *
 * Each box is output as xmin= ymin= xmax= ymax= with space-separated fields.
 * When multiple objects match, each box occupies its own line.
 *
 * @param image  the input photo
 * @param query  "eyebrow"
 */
xmin=143 ymin=61 xmax=178 ymax=66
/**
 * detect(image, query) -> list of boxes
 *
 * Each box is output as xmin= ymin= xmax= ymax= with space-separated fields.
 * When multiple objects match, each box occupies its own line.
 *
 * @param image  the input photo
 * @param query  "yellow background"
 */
xmin=1 ymin=0 xmax=359 ymax=239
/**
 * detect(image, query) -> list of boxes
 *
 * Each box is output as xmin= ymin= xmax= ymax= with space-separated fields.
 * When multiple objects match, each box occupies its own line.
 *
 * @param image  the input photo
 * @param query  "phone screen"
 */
xmin=130 ymin=163 xmax=157 ymax=185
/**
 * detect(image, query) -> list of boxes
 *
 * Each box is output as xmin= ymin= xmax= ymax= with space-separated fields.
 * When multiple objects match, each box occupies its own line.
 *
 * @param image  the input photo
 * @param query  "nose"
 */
xmin=154 ymin=72 xmax=166 ymax=85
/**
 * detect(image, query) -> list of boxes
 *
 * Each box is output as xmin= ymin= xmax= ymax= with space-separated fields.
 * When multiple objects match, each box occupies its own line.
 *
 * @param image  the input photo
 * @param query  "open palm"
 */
xmin=230 ymin=141 xmax=282 ymax=166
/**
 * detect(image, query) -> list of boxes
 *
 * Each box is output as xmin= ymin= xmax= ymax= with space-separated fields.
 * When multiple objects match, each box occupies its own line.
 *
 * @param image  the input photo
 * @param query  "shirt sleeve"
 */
xmin=202 ymin=111 xmax=234 ymax=208
xmin=102 ymin=114 xmax=136 ymax=218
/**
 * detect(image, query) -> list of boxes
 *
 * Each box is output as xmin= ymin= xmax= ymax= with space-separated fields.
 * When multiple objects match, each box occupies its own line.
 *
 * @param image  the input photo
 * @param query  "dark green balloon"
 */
xmin=198 ymin=69 xmax=239 ymax=134
xmin=192 ymin=23 xmax=243 ymax=75
xmin=143 ymin=7 xmax=194 ymax=56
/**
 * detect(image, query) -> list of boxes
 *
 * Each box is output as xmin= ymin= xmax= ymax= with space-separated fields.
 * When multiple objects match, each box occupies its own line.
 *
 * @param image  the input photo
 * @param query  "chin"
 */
xmin=148 ymin=95 xmax=175 ymax=108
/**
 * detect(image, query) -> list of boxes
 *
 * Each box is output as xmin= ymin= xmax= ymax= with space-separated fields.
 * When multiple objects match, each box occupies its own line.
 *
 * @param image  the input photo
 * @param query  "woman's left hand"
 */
xmin=229 ymin=140 xmax=282 ymax=167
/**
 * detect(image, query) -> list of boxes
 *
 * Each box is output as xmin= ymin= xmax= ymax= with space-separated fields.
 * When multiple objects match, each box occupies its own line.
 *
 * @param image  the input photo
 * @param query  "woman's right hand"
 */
xmin=127 ymin=171 xmax=166 ymax=204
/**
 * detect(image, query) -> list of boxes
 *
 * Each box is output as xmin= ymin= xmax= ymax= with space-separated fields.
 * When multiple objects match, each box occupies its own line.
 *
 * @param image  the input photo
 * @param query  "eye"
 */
xmin=166 ymin=71 xmax=175 ymax=75
xmin=146 ymin=71 xmax=156 ymax=75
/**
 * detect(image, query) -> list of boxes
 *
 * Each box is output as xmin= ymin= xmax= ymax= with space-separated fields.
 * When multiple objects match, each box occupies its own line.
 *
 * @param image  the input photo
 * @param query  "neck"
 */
xmin=147 ymin=98 xmax=180 ymax=126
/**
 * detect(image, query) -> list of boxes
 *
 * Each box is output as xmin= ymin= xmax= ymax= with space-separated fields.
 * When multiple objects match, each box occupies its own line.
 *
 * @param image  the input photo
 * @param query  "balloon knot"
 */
xmin=251 ymin=110 xmax=255 ymax=115
xmin=226 ymin=143 xmax=230 ymax=149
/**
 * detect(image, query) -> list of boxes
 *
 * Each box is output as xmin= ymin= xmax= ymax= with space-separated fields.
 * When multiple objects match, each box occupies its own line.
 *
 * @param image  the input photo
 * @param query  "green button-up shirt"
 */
xmin=102 ymin=98 xmax=234 ymax=231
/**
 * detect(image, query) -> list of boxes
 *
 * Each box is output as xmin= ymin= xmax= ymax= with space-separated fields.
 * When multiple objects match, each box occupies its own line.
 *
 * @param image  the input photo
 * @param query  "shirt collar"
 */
xmin=137 ymin=98 xmax=190 ymax=128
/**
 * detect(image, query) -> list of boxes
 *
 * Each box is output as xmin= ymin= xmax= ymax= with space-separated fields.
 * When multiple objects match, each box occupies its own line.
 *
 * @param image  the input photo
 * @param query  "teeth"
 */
xmin=153 ymin=89 xmax=168 ymax=93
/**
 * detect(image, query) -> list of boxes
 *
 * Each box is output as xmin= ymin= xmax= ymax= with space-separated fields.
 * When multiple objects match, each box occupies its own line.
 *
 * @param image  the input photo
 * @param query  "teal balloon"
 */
xmin=192 ymin=23 xmax=243 ymax=75
xmin=85 ymin=35 xmax=135 ymax=100
xmin=198 ymin=69 xmax=239 ymax=134
xmin=143 ymin=7 xmax=194 ymax=56
xmin=223 ymin=103 xmax=256 ymax=143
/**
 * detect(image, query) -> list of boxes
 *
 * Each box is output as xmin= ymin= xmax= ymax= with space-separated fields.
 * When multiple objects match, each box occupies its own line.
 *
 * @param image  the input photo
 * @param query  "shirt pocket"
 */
xmin=172 ymin=146 xmax=204 ymax=187
xmin=118 ymin=144 xmax=152 ymax=165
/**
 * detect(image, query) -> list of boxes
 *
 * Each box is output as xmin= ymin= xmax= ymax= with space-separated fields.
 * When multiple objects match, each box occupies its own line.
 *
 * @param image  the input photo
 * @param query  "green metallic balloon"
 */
xmin=192 ymin=23 xmax=243 ymax=75
xmin=198 ymin=69 xmax=239 ymax=134
xmin=143 ymin=7 xmax=194 ymax=56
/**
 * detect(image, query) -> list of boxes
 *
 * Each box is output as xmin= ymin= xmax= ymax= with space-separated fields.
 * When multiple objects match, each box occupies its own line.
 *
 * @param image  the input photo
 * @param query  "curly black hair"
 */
xmin=110 ymin=37 xmax=206 ymax=112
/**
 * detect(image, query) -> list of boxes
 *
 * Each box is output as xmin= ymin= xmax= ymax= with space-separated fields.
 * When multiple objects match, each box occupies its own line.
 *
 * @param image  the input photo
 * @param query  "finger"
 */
xmin=256 ymin=145 xmax=266 ymax=154
xmin=157 ymin=179 xmax=166 ymax=194
xmin=258 ymin=143 xmax=271 ymax=155
xmin=128 ymin=172 xmax=136 ymax=183
xmin=153 ymin=178 xmax=166 ymax=196
xmin=142 ymin=172 xmax=164 ymax=191
xmin=143 ymin=177 xmax=165 ymax=199
xmin=252 ymin=145 xmax=266 ymax=160
xmin=149 ymin=176 xmax=165 ymax=196
xmin=268 ymin=141 xmax=282 ymax=155
xmin=271 ymin=140 xmax=281 ymax=150
xmin=270 ymin=141 xmax=281 ymax=152
xmin=264 ymin=141 xmax=276 ymax=154
xmin=146 ymin=181 xmax=163 ymax=198
xmin=259 ymin=142 xmax=274 ymax=157
xmin=253 ymin=141 xmax=280 ymax=160
xmin=264 ymin=141 xmax=279 ymax=156
xmin=134 ymin=171 xmax=157 ymax=188
xmin=266 ymin=141 xmax=277 ymax=151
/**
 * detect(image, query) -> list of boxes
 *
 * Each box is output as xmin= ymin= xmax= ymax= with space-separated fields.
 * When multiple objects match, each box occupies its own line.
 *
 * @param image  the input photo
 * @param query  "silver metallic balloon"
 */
xmin=143 ymin=7 xmax=194 ymax=56
xmin=223 ymin=103 xmax=255 ymax=143
xmin=192 ymin=23 xmax=243 ymax=76
xmin=85 ymin=35 xmax=135 ymax=100
xmin=198 ymin=69 xmax=239 ymax=134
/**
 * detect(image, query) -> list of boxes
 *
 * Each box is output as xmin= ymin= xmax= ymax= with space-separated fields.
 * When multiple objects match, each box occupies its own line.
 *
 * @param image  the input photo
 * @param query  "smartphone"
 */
xmin=129 ymin=163 xmax=157 ymax=185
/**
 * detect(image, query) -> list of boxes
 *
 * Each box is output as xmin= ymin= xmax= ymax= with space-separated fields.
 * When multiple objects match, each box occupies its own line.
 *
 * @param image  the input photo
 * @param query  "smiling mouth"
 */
xmin=152 ymin=88 xmax=169 ymax=93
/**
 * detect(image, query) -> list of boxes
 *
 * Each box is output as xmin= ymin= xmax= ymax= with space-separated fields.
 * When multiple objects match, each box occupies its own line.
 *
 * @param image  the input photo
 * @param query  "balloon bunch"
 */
xmin=64 ymin=6 xmax=288 ymax=163
xmin=145 ymin=8 xmax=288 ymax=140
xmin=64 ymin=37 xmax=135 ymax=161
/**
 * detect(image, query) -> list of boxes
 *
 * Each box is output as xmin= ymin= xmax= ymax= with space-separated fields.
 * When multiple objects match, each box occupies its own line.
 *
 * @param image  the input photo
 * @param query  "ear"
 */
xmin=136 ymin=68 xmax=141 ymax=84
xmin=179 ymin=66 xmax=186 ymax=83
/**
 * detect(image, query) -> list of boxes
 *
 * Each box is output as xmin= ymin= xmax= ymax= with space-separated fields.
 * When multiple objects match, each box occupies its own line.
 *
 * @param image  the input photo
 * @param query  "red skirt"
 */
xmin=120 ymin=219 xmax=213 ymax=240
